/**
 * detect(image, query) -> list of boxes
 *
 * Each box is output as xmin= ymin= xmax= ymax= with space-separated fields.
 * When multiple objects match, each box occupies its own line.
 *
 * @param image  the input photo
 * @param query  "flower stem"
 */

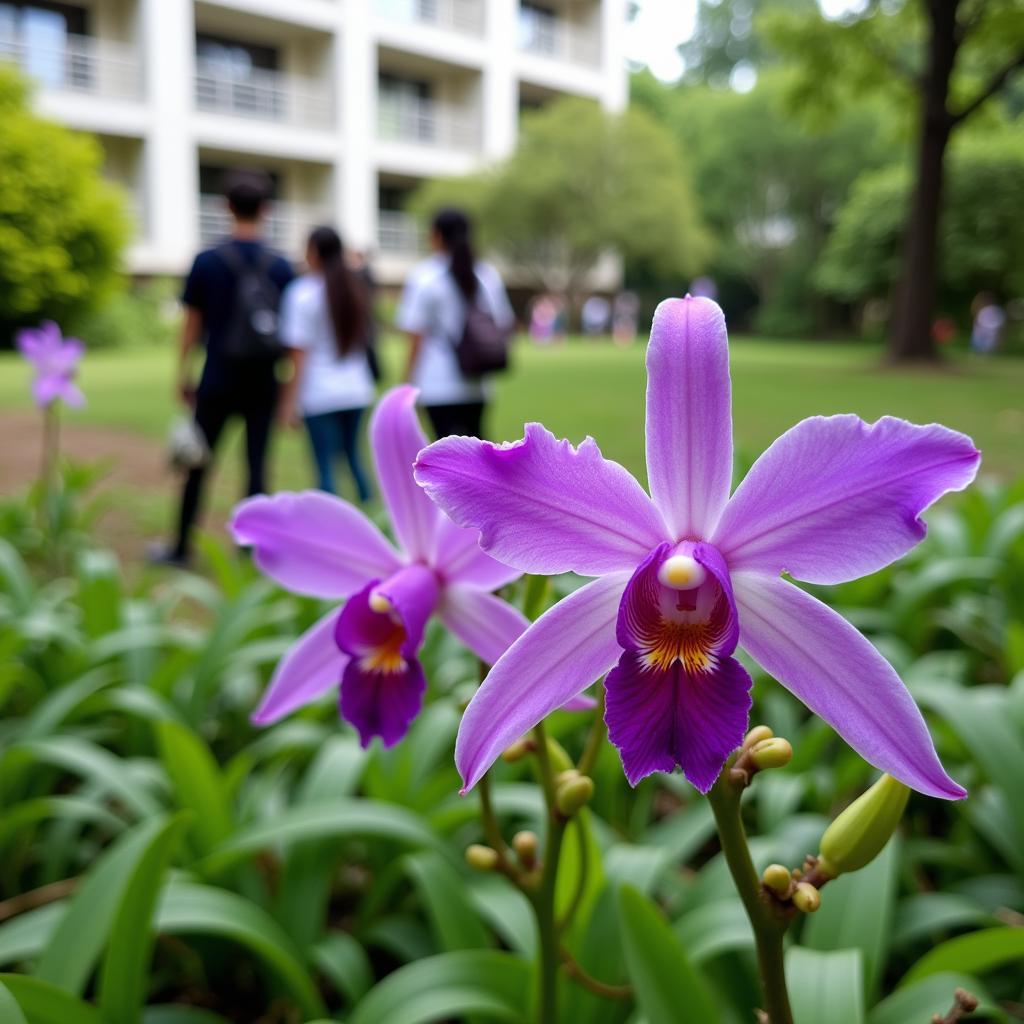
xmin=576 ymin=684 xmax=606 ymax=778
xmin=531 ymin=721 xmax=567 ymax=1024
xmin=708 ymin=772 xmax=793 ymax=1024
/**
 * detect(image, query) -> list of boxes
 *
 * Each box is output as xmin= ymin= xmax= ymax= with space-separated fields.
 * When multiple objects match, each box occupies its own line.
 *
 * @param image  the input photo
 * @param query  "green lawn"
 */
xmin=3 ymin=335 xmax=1021 ymax=482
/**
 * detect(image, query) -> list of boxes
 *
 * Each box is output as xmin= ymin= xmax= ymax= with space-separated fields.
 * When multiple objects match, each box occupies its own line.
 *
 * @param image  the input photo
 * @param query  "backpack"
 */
xmin=454 ymin=297 xmax=512 ymax=378
xmin=217 ymin=243 xmax=283 ymax=361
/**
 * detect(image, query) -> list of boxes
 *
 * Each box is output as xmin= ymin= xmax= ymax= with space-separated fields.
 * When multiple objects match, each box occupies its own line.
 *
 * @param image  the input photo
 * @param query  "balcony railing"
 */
xmin=376 ymin=0 xmax=485 ymax=36
xmin=519 ymin=20 xmax=600 ymax=67
xmin=377 ymin=94 xmax=478 ymax=150
xmin=0 ymin=31 xmax=141 ymax=100
xmin=378 ymin=210 xmax=425 ymax=256
xmin=195 ymin=62 xmax=333 ymax=128
xmin=199 ymin=195 xmax=332 ymax=256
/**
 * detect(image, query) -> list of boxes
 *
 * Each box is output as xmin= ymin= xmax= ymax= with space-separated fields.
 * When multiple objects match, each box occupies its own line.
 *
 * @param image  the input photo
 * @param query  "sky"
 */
xmin=624 ymin=0 xmax=866 ymax=83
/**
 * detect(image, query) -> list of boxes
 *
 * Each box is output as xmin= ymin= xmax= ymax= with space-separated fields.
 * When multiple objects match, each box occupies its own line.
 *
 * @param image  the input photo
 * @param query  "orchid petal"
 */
xmin=715 ymin=415 xmax=981 ymax=584
xmin=416 ymin=425 xmax=669 ymax=576
xmin=433 ymin=512 xmax=521 ymax=590
xmin=231 ymin=491 xmax=401 ymax=599
xmin=365 ymin=564 xmax=439 ymax=656
xmin=605 ymin=653 xmax=752 ymax=792
xmin=645 ymin=296 xmax=733 ymax=540
xmin=438 ymin=585 xmax=529 ymax=665
xmin=32 ymin=376 xmax=63 ymax=408
xmin=340 ymin=656 xmax=426 ymax=749
xmin=732 ymin=570 xmax=966 ymax=799
xmin=252 ymin=607 xmax=347 ymax=724
xmin=455 ymin=571 xmax=631 ymax=790
xmin=371 ymin=385 xmax=439 ymax=561
xmin=59 ymin=382 xmax=86 ymax=408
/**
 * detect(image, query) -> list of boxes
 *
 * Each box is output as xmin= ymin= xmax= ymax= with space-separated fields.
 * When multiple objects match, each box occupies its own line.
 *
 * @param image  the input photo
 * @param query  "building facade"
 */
xmin=1 ymin=0 xmax=627 ymax=283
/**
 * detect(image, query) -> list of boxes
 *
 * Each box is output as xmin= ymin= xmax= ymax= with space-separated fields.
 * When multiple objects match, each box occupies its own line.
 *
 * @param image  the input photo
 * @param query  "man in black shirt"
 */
xmin=151 ymin=170 xmax=294 ymax=566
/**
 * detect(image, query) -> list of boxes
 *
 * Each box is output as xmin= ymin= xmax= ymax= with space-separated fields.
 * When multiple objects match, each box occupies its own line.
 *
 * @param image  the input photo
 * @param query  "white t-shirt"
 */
xmin=395 ymin=253 xmax=514 ymax=406
xmin=280 ymin=274 xmax=376 ymax=416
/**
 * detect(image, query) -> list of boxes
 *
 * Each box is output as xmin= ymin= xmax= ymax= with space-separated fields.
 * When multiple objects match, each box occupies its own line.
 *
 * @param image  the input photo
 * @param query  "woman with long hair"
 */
xmin=396 ymin=207 xmax=514 ymax=438
xmin=278 ymin=226 xmax=374 ymax=500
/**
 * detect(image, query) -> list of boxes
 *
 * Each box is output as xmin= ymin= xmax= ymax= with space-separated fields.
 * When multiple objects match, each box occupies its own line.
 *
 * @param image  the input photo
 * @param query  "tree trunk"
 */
xmin=887 ymin=0 xmax=959 ymax=362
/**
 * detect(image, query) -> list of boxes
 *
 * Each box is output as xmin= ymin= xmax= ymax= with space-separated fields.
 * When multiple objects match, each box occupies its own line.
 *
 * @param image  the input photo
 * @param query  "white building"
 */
xmin=1 ymin=0 xmax=627 ymax=283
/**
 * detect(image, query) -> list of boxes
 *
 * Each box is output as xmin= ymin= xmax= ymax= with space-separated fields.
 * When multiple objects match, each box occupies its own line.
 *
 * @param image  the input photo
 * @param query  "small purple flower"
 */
xmin=415 ymin=297 xmax=981 ymax=798
xmin=231 ymin=385 xmax=527 ymax=748
xmin=17 ymin=321 xmax=85 ymax=409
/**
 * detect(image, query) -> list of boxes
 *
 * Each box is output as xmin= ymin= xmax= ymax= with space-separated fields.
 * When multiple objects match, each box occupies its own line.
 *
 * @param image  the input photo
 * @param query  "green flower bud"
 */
xmin=502 ymin=737 xmax=532 ymax=763
xmin=465 ymin=844 xmax=499 ymax=871
xmin=762 ymin=863 xmax=793 ymax=897
xmin=556 ymin=774 xmax=594 ymax=816
xmin=748 ymin=737 xmax=793 ymax=770
xmin=818 ymin=774 xmax=910 ymax=878
xmin=743 ymin=725 xmax=775 ymax=749
xmin=512 ymin=830 xmax=539 ymax=867
xmin=792 ymin=882 xmax=821 ymax=913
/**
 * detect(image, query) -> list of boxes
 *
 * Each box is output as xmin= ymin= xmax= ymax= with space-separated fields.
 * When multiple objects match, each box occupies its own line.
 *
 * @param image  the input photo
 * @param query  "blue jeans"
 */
xmin=304 ymin=407 xmax=371 ymax=502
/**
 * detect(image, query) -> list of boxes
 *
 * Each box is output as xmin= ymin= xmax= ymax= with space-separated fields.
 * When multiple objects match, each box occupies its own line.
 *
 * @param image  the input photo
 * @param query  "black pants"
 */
xmin=426 ymin=401 xmax=485 ymax=440
xmin=174 ymin=384 xmax=276 ymax=558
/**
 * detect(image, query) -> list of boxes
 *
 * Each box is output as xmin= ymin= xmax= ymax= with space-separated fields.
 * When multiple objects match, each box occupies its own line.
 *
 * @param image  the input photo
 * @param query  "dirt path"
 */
xmin=0 ymin=411 xmax=194 ymax=562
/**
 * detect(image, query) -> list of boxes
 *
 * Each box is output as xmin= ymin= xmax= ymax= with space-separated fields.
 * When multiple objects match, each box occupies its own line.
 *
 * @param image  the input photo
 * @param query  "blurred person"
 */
xmin=347 ymin=247 xmax=383 ymax=384
xmin=612 ymin=290 xmax=639 ymax=345
xmin=396 ymin=207 xmax=513 ymax=439
xmin=690 ymin=275 xmax=718 ymax=301
xmin=150 ymin=170 xmax=293 ymax=567
xmin=277 ymin=226 xmax=374 ymax=501
xmin=529 ymin=293 xmax=557 ymax=344
xmin=970 ymin=292 xmax=1006 ymax=354
xmin=582 ymin=294 xmax=610 ymax=335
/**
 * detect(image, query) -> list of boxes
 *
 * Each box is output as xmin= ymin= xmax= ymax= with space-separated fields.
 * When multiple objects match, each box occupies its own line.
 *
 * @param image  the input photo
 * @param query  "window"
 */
xmin=195 ymin=33 xmax=282 ymax=119
xmin=0 ymin=2 xmax=89 ymax=88
xmin=518 ymin=1 xmax=558 ymax=56
xmin=378 ymin=73 xmax=435 ymax=143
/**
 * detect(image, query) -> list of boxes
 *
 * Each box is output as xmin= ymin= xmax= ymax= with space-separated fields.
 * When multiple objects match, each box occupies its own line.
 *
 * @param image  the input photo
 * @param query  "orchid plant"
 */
xmin=236 ymin=300 xmax=980 ymax=1024
xmin=231 ymin=385 xmax=530 ymax=747
xmin=17 ymin=321 xmax=86 ymax=533
xmin=413 ymin=295 xmax=980 ymax=1022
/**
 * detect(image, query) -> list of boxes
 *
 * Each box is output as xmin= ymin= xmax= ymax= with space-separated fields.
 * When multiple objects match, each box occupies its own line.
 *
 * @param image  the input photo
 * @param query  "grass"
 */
xmin=3 ymin=335 xmax=1021 ymax=478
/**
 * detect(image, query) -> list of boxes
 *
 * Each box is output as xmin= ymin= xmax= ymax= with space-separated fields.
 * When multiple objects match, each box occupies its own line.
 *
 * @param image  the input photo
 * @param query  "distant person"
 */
xmin=690 ymin=275 xmax=718 ymax=301
xmin=277 ymin=227 xmax=374 ymax=501
xmin=970 ymin=293 xmax=1006 ymax=354
xmin=150 ymin=170 xmax=293 ymax=566
xmin=582 ymin=294 xmax=610 ymax=335
xmin=612 ymin=290 xmax=639 ymax=345
xmin=397 ymin=208 xmax=514 ymax=439
xmin=529 ymin=293 xmax=557 ymax=344
xmin=347 ymin=247 xmax=383 ymax=384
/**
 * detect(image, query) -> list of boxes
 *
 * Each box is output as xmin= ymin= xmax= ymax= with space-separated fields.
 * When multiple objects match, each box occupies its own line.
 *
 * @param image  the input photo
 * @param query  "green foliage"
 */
xmin=414 ymin=97 xmax=710 ymax=301
xmin=69 ymin=278 xmax=181 ymax=351
xmin=818 ymin=131 xmax=1024 ymax=307
xmin=0 ymin=66 xmax=129 ymax=337
xmin=1 ymin=474 xmax=1023 ymax=1020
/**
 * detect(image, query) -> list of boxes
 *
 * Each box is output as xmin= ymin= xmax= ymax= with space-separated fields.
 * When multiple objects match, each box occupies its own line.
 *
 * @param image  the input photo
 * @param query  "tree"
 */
xmin=0 ymin=66 xmax=128 ymax=343
xmin=817 ymin=131 xmax=1024 ymax=315
xmin=413 ymin=98 xmax=710 ymax=317
xmin=632 ymin=70 xmax=893 ymax=333
xmin=768 ymin=0 xmax=1024 ymax=361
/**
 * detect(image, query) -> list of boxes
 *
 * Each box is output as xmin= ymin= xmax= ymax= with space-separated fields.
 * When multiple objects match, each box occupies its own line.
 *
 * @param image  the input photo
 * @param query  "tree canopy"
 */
xmin=0 ymin=66 xmax=128 ymax=340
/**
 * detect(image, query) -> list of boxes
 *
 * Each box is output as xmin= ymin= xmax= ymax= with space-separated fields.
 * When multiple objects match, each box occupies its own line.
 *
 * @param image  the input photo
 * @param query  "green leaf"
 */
xmin=156 ymin=880 xmax=326 ymax=1019
xmin=405 ymin=851 xmax=492 ymax=952
xmin=197 ymin=799 xmax=443 ymax=876
xmin=96 ymin=815 xmax=189 ymax=1024
xmin=673 ymin=898 xmax=752 ymax=965
xmin=143 ymin=1008 xmax=231 ymax=1024
xmin=618 ymin=885 xmax=720 ymax=1024
xmin=74 ymin=548 xmax=122 ymax=639
xmin=0 ymin=538 xmax=34 ymax=612
xmin=155 ymin=719 xmax=233 ymax=854
xmin=901 ymin=927 xmax=1024 ymax=986
xmin=347 ymin=950 xmax=531 ymax=1024
xmin=37 ymin=815 xmax=182 ymax=992
xmin=555 ymin=810 xmax=604 ymax=942
xmin=893 ymin=893 xmax=997 ymax=949
xmin=0 ymin=904 xmax=65 ymax=968
xmin=312 ymin=931 xmax=374 ymax=1007
xmin=802 ymin=836 xmax=899 ymax=999
xmin=786 ymin=947 xmax=864 ymax=1024
xmin=870 ymin=972 xmax=1003 ymax=1024
xmin=0 ymin=978 xmax=28 ymax=1024
xmin=0 ymin=975 xmax=102 ymax=1024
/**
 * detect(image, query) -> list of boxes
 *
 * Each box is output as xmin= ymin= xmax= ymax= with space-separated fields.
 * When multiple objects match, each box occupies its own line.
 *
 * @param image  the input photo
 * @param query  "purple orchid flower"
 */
xmin=230 ymin=385 xmax=529 ymax=748
xmin=17 ymin=321 xmax=85 ymax=409
xmin=415 ymin=297 xmax=981 ymax=799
